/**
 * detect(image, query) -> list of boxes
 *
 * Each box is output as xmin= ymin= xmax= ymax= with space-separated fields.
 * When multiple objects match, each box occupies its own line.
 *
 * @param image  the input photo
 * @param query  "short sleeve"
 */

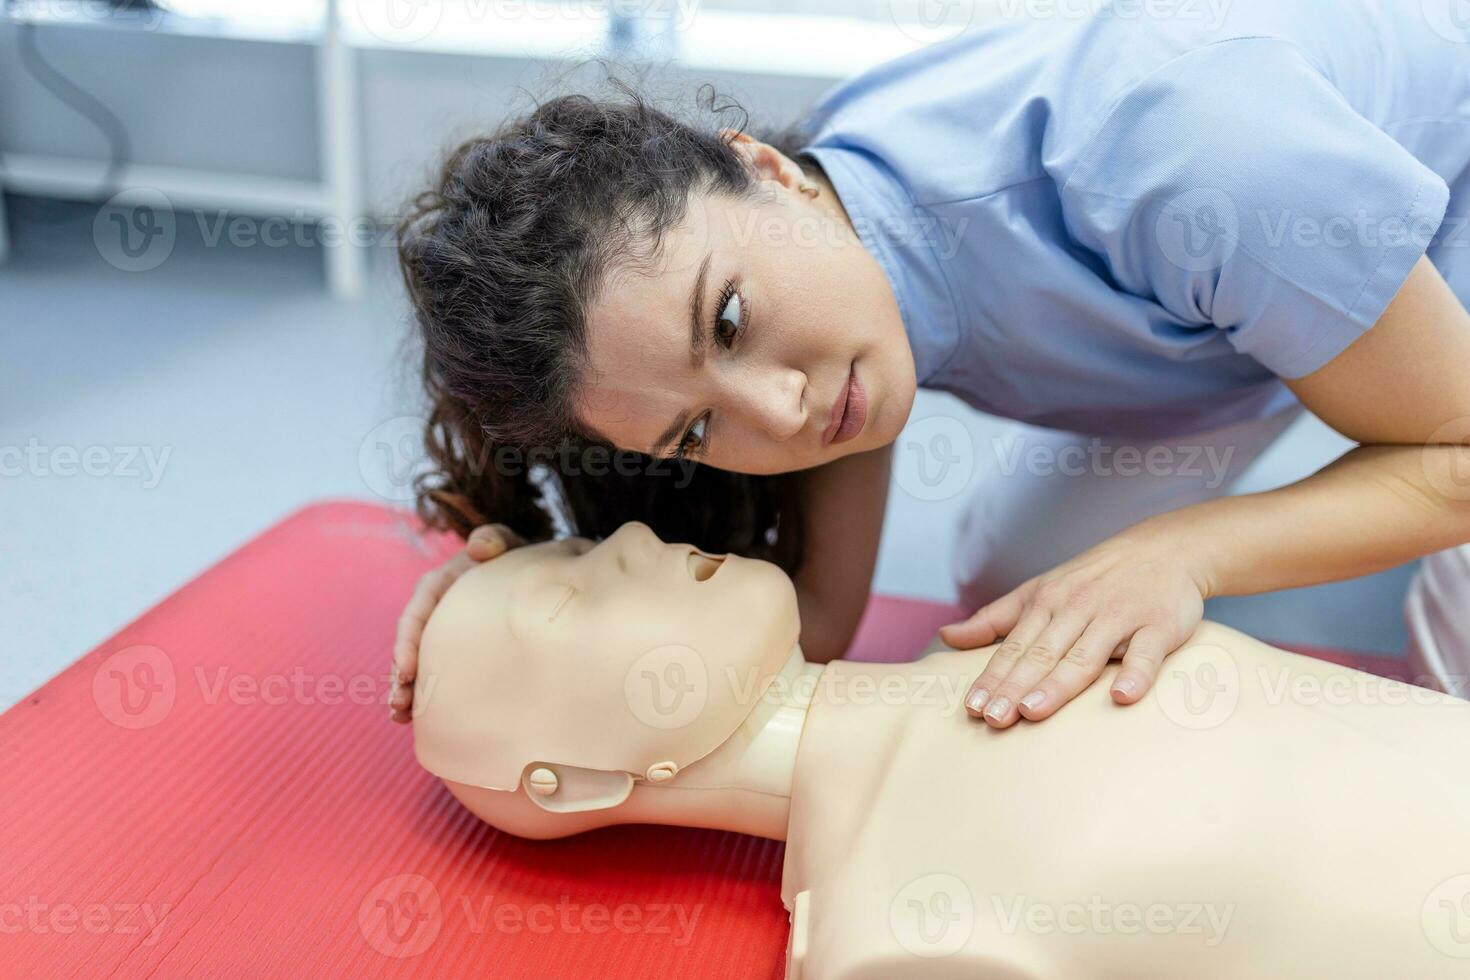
xmin=1059 ymin=36 xmax=1450 ymax=379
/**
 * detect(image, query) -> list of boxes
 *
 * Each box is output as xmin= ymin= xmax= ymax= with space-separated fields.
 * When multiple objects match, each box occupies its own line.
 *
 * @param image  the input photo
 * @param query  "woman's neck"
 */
xmin=805 ymin=158 xmax=857 ymax=242
xmin=617 ymin=645 xmax=824 ymax=841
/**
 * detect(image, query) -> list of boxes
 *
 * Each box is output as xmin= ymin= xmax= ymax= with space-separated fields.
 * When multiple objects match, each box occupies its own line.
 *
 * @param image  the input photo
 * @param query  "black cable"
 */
xmin=15 ymin=18 xmax=133 ymax=197
xmin=3 ymin=5 xmax=146 ymax=229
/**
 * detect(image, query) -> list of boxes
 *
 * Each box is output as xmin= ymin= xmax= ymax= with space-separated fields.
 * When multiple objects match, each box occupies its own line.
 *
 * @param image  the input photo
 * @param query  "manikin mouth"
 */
xmin=686 ymin=550 xmax=725 ymax=582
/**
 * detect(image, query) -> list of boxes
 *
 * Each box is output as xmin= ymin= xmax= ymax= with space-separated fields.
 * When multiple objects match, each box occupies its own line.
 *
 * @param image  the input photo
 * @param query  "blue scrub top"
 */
xmin=799 ymin=0 xmax=1470 ymax=438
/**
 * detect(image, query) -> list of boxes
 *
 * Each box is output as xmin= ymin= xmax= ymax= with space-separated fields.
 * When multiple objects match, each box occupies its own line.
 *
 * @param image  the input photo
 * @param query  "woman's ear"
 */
xmin=720 ymin=129 xmax=805 ymax=192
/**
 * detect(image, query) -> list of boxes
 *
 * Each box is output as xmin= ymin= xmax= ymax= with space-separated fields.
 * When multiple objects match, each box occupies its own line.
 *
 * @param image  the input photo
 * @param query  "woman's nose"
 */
xmin=736 ymin=367 xmax=808 ymax=442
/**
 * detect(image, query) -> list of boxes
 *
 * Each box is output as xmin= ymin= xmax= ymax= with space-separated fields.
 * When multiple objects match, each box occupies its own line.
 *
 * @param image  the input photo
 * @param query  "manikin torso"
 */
xmin=782 ymin=631 xmax=1470 ymax=979
xmin=412 ymin=526 xmax=1470 ymax=979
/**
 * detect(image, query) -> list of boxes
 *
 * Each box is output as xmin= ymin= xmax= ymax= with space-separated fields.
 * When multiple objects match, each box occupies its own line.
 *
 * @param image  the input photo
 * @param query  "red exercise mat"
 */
xmin=0 ymin=500 xmax=1408 ymax=978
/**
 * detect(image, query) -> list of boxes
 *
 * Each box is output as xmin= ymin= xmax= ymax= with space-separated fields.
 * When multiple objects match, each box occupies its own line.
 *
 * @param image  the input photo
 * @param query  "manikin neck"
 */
xmin=613 ymin=644 xmax=824 ymax=842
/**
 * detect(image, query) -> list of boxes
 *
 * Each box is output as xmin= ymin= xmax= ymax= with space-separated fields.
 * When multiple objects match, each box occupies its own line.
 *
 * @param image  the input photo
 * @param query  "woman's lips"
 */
xmin=822 ymin=363 xmax=868 ymax=447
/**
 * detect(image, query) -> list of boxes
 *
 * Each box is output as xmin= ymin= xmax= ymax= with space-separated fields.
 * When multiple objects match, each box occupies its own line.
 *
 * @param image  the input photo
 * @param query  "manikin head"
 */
xmin=412 ymin=522 xmax=800 ymax=837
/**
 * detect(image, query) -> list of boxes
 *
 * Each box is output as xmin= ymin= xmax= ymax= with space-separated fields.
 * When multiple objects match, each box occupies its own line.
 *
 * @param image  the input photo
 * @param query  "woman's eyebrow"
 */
xmin=686 ymin=251 xmax=711 ymax=370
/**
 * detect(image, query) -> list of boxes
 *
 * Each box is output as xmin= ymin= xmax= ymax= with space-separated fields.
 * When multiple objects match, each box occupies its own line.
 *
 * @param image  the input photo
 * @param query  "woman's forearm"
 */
xmin=1154 ymin=444 xmax=1470 ymax=599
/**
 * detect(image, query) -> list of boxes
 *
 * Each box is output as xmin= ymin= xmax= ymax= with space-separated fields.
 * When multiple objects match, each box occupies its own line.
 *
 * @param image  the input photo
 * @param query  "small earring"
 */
xmin=799 ymin=180 xmax=820 ymax=199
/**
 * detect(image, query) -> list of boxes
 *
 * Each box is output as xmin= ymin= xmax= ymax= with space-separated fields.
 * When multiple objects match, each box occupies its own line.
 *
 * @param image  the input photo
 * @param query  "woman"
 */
xmin=390 ymin=0 xmax=1470 ymax=730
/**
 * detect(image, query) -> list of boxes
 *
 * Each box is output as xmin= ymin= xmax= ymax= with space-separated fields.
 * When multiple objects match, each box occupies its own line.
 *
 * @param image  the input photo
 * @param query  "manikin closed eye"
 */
xmin=545 ymin=585 xmax=575 ymax=623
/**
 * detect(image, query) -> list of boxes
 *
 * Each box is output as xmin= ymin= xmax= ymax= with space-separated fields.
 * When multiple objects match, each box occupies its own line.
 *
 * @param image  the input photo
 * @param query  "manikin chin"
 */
xmin=412 ymin=522 xmax=1470 ymax=979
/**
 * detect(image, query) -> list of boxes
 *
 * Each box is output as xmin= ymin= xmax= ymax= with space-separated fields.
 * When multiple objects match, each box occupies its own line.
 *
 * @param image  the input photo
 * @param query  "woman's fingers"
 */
xmin=389 ymin=553 xmax=472 ymax=723
xmin=964 ymin=605 xmax=1050 ymax=718
xmin=940 ymin=586 xmax=1029 ymax=650
xmin=465 ymin=523 xmax=524 ymax=562
xmin=979 ymin=613 xmax=1091 ymax=728
xmin=1111 ymin=625 xmax=1173 ymax=704
xmin=394 ymin=555 xmax=471 ymax=682
xmin=390 ymin=525 xmax=529 ymax=724
xmin=1015 ymin=619 xmax=1129 ymax=722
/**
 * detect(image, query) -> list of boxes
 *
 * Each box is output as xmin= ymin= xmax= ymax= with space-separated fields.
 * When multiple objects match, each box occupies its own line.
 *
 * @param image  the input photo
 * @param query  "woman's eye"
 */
xmin=680 ymin=415 xmax=708 ymax=457
xmin=715 ymin=290 xmax=741 ymax=347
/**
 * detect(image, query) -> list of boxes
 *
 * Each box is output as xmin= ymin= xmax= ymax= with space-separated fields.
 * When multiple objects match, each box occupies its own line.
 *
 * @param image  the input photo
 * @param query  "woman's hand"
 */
xmin=939 ymin=520 xmax=1212 ymax=728
xmin=389 ymin=523 xmax=524 ymax=723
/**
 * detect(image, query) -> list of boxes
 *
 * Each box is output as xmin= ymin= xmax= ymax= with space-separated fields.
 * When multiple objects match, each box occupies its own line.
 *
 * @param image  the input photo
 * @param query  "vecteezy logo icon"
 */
xmin=893 ymin=414 xmax=975 ymax=502
xmin=92 ymin=644 xmax=176 ymax=729
xmin=1423 ymin=417 xmax=1470 ymax=502
xmin=355 ymin=0 xmax=446 ymax=45
xmin=1155 ymin=188 xmax=1239 ymax=274
xmin=889 ymin=873 xmax=974 ymax=958
xmin=93 ymin=188 xmax=176 ymax=273
xmin=358 ymin=416 xmax=428 ymax=502
xmin=624 ymin=645 xmax=708 ymax=730
xmin=1423 ymin=874 xmax=1470 ymax=957
xmin=888 ymin=0 xmax=977 ymax=45
xmin=1154 ymin=643 xmax=1240 ymax=730
xmin=359 ymin=874 xmax=442 ymax=958
xmin=1423 ymin=0 xmax=1470 ymax=42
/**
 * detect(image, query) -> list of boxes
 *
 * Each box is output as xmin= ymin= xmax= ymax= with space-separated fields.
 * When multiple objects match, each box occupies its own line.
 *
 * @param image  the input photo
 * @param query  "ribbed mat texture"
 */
xmin=0 ymin=502 xmax=788 ymax=978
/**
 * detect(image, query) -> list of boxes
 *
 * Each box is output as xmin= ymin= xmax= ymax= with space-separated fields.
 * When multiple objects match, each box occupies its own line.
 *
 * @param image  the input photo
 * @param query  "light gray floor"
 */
xmin=0 ymin=195 xmax=1414 ymax=711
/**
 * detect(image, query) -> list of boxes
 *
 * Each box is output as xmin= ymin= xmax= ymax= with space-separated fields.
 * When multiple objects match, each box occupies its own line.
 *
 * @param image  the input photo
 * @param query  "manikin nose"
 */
xmin=608 ymin=523 xmax=723 ymax=580
xmin=613 ymin=521 xmax=657 ymax=544
xmin=599 ymin=521 xmax=659 ymax=569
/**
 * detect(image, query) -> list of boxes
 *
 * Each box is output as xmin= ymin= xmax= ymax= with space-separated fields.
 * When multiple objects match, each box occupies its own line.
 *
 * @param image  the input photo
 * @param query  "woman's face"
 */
xmin=575 ymin=134 xmax=916 ymax=475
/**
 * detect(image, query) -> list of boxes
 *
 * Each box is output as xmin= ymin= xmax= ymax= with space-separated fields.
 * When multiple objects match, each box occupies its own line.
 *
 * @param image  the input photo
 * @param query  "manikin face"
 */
xmin=576 ymin=133 xmax=917 ymax=475
xmin=412 ymin=522 xmax=801 ymax=794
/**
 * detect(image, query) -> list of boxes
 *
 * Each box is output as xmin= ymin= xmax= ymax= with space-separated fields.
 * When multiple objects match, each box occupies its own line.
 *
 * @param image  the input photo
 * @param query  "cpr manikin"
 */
xmin=412 ymin=523 xmax=1470 ymax=978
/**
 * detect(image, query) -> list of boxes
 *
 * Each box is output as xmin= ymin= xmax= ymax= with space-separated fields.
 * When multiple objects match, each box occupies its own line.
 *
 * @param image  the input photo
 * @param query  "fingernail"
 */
xmin=1113 ymin=677 xmax=1137 ymax=699
xmin=966 ymin=688 xmax=990 ymax=713
xmin=984 ymin=696 xmax=1011 ymax=723
xmin=1020 ymin=690 xmax=1046 ymax=712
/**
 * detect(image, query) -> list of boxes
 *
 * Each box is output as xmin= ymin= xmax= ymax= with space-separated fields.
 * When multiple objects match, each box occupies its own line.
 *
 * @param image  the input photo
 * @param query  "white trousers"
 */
xmin=1407 ymin=546 xmax=1470 ymax=697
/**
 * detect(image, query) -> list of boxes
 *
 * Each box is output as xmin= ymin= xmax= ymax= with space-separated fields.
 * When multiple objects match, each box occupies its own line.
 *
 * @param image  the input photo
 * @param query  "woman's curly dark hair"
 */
xmin=396 ymin=72 xmax=818 ymax=573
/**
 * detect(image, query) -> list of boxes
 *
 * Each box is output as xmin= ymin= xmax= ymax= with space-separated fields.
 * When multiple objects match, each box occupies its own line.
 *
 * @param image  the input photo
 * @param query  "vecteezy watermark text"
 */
xmin=360 ymin=415 xmax=699 ymax=502
xmin=1 ymin=439 xmax=170 ymax=488
xmin=993 ymin=437 xmax=1235 ymax=488
xmin=358 ymin=873 xmax=702 ymax=958
xmin=0 ymin=897 xmax=170 ymax=947
xmin=992 ymin=894 xmax=1234 ymax=946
